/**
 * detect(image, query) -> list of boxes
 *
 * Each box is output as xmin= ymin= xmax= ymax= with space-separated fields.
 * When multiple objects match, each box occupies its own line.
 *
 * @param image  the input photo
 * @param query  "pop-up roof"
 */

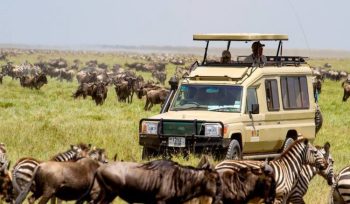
xmin=193 ymin=33 xmax=289 ymax=41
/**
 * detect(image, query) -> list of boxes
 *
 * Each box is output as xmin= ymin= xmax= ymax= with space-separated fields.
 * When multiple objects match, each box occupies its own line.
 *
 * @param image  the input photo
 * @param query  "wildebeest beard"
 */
xmin=90 ymin=159 xmax=222 ymax=204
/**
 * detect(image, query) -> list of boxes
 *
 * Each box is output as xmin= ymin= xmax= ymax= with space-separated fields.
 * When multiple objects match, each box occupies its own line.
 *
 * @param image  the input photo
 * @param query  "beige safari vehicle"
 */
xmin=139 ymin=33 xmax=317 ymax=160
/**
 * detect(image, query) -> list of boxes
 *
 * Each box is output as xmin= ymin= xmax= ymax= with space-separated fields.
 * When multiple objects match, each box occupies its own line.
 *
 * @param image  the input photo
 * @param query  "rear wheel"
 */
xmin=225 ymin=140 xmax=242 ymax=160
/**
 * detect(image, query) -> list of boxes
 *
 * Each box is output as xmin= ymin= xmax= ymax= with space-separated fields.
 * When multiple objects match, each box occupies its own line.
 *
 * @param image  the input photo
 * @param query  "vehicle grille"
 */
xmin=161 ymin=121 xmax=204 ymax=136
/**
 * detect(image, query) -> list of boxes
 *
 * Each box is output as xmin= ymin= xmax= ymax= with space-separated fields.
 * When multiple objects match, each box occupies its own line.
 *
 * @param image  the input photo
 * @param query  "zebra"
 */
xmin=330 ymin=166 xmax=350 ymax=204
xmin=215 ymin=138 xmax=329 ymax=204
xmin=11 ymin=143 xmax=91 ymax=199
xmin=51 ymin=143 xmax=91 ymax=162
xmin=286 ymin=142 xmax=334 ymax=204
xmin=88 ymin=147 xmax=108 ymax=163
xmin=0 ymin=143 xmax=8 ymax=169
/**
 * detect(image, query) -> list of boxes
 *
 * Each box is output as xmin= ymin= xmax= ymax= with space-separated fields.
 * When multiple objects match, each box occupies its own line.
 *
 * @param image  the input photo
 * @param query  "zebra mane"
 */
xmin=274 ymin=138 xmax=309 ymax=160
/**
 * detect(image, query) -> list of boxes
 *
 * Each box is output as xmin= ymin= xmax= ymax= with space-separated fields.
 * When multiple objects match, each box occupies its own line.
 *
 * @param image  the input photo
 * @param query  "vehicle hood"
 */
xmin=148 ymin=110 xmax=241 ymax=123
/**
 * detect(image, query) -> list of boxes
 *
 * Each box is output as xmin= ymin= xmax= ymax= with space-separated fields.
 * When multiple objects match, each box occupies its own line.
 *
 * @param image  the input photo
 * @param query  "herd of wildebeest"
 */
xmin=0 ymin=50 xmax=350 ymax=108
xmin=0 ymin=50 xmax=196 ymax=109
xmin=1 ymin=50 xmax=350 ymax=204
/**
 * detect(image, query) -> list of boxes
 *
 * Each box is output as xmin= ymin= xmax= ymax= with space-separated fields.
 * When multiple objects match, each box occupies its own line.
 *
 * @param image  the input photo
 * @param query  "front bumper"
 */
xmin=139 ymin=134 xmax=230 ymax=150
xmin=139 ymin=118 xmax=230 ymax=152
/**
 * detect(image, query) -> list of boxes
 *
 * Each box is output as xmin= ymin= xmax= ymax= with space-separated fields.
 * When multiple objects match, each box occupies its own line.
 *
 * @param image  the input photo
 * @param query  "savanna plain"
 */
xmin=0 ymin=51 xmax=349 ymax=203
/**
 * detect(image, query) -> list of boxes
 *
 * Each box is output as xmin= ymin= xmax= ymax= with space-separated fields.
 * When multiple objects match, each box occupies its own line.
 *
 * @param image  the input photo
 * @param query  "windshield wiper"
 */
xmin=208 ymin=106 xmax=239 ymax=112
xmin=171 ymin=106 xmax=208 ymax=111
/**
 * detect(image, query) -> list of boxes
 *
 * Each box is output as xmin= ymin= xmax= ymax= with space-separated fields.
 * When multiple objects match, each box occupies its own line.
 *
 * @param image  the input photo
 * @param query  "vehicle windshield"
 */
xmin=170 ymin=84 xmax=242 ymax=112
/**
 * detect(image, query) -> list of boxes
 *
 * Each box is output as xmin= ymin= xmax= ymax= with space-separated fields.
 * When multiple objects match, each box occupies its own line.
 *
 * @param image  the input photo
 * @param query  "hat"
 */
xmin=252 ymin=41 xmax=265 ymax=49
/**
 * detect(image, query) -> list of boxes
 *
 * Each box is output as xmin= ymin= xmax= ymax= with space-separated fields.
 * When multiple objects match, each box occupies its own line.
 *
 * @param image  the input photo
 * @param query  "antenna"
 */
xmin=286 ymin=0 xmax=311 ymax=56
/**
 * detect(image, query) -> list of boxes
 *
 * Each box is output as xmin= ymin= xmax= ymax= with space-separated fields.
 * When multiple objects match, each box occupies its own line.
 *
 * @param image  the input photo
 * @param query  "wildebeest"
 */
xmin=73 ymin=83 xmax=96 ymax=99
xmin=73 ymin=82 xmax=108 ymax=105
xmin=0 ymin=144 xmax=14 ymax=203
xmin=215 ymin=138 xmax=328 ymax=204
xmin=342 ymin=80 xmax=350 ymax=102
xmin=76 ymin=71 xmax=98 ymax=84
xmin=0 ymin=161 xmax=13 ymax=203
xmin=11 ymin=143 xmax=92 ymax=203
xmin=144 ymin=88 xmax=170 ymax=111
xmin=79 ymin=159 xmax=222 ymax=204
xmin=152 ymin=70 xmax=167 ymax=85
xmin=114 ymin=80 xmax=132 ymax=103
xmin=191 ymin=155 xmax=276 ymax=204
xmin=136 ymin=83 xmax=162 ymax=99
xmin=0 ymin=73 xmax=3 ymax=84
xmin=91 ymin=82 xmax=108 ymax=105
xmin=15 ymin=157 xmax=102 ymax=204
xmin=19 ymin=73 xmax=48 ymax=90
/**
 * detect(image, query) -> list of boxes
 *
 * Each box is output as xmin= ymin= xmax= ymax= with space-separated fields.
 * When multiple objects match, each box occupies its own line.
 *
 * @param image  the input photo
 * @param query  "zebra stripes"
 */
xmin=287 ymin=142 xmax=334 ymax=204
xmin=51 ymin=143 xmax=91 ymax=162
xmin=12 ymin=144 xmax=91 ymax=196
xmin=0 ymin=143 xmax=8 ymax=169
xmin=215 ymin=138 xmax=328 ymax=204
xmin=11 ymin=157 xmax=40 ymax=195
xmin=331 ymin=166 xmax=350 ymax=203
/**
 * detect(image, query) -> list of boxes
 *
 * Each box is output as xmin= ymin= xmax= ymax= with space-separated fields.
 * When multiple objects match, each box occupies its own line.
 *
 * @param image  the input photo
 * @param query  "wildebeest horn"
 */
xmin=197 ymin=155 xmax=214 ymax=170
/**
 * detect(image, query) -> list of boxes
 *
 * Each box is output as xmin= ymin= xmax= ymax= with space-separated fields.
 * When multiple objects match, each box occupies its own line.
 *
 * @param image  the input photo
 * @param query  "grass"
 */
xmin=0 ymin=53 xmax=349 ymax=203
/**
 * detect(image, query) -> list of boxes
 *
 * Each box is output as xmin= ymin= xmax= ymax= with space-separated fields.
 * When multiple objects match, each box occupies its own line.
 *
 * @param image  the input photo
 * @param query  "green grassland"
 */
xmin=0 ymin=52 xmax=349 ymax=203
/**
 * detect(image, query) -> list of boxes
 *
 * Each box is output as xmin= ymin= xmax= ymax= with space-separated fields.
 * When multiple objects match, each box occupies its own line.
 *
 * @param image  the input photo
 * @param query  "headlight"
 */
xmin=204 ymin=123 xmax=222 ymax=137
xmin=141 ymin=121 xmax=158 ymax=134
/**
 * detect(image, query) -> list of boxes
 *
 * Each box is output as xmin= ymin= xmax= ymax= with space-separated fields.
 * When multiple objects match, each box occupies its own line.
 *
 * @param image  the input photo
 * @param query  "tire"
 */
xmin=282 ymin=138 xmax=295 ymax=152
xmin=225 ymin=140 xmax=242 ymax=160
xmin=141 ymin=147 xmax=158 ymax=160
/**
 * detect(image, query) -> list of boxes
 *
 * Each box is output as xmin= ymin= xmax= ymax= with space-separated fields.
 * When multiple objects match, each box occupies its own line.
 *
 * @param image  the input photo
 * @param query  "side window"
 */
xmin=246 ymin=87 xmax=258 ymax=113
xmin=281 ymin=76 xmax=309 ymax=109
xmin=265 ymin=80 xmax=280 ymax=111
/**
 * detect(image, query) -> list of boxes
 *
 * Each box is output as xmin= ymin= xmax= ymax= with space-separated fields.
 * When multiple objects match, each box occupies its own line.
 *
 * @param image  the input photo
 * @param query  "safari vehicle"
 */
xmin=139 ymin=33 xmax=317 ymax=160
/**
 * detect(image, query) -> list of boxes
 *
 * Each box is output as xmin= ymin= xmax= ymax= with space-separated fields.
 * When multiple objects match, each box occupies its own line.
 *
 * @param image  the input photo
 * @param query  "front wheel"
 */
xmin=225 ymin=140 xmax=242 ymax=160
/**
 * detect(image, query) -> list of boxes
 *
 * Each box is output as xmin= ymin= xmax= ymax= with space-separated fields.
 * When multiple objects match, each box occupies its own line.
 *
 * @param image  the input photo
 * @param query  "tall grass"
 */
xmin=0 ymin=53 xmax=349 ymax=203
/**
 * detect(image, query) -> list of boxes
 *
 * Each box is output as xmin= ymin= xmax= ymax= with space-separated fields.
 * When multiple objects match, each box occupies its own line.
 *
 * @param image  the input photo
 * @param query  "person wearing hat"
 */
xmin=244 ymin=41 xmax=267 ymax=64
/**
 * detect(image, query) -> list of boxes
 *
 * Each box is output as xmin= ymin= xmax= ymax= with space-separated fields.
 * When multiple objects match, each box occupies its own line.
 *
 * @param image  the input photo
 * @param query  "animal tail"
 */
xmin=15 ymin=165 xmax=39 ymax=204
xmin=341 ymin=81 xmax=345 ymax=88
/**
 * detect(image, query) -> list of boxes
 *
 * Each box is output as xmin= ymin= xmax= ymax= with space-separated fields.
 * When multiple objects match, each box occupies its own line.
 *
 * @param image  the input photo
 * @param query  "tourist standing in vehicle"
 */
xmin=244 ymin=41 xmax=267 ymax=64
xmin=221 ymin=50 xmax=232 ymax=64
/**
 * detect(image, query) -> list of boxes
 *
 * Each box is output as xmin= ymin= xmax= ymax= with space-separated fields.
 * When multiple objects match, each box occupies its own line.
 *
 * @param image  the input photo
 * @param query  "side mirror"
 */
xmin=249 ymin=104 xmax=259 ymax=114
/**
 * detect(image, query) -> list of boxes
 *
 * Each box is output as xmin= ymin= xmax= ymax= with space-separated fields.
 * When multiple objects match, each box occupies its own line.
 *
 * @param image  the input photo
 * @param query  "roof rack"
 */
xmin=193 ymin=33 xmax=289 ymax=41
